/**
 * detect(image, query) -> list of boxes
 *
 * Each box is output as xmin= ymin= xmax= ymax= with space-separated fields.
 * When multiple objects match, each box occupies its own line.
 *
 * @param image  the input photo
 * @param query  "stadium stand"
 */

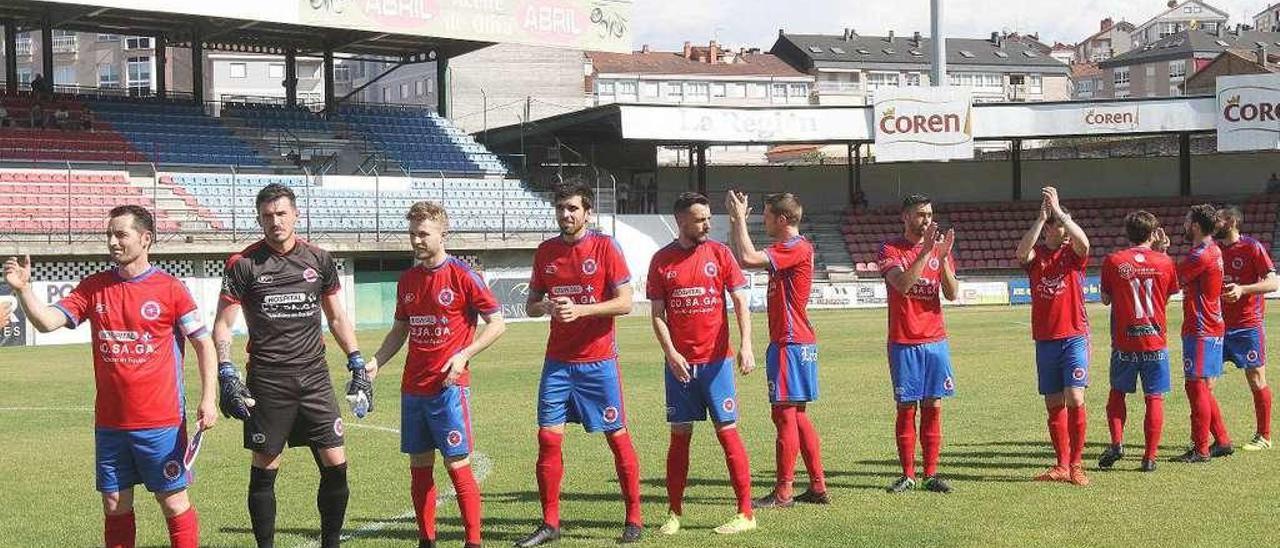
xmin=336 ymin=104 xmax=508 ymax=175
xmin=0 ymin=94 xmax=145 ymax=163
xmin=0 ymin=170 xmax=182 ymax=233
xmin=844 ymin=194 xmax=1280 ymax=274
xmin=163 ymin=173 xmax=556 ymax=233
xmin=86 ymin=96 xmax=269 ymax=167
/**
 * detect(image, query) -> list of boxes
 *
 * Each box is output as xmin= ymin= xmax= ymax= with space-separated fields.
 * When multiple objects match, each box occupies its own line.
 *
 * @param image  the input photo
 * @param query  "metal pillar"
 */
xmin=1011 ymin=139 xmax=1023 ymax=201
xmin=696 ymin=144 xmax=707 ymax=196
xmin=1179 ymin=133 xmax=1192 ymax=196
xmin=846 ymin=143 xmax=856 ymax=205
xmin=154 ymin=35 xmax=167 ymax=99
xmin=930 ymin=0 xmax=946 ymax=86
xmin=3 ymin=20 xmax=16 ymax=94
xmin=40 ymin=18 xmax=53 ymax=84
xmin=323 ymin=48 xmax=335 ymax=113
xmin=190 ymin=27 xmax=204 ymax=104
xmin=435 ymin=56 xmax=449 ymax=116
xmin=284 ymin=48 xmax=297 ymax=107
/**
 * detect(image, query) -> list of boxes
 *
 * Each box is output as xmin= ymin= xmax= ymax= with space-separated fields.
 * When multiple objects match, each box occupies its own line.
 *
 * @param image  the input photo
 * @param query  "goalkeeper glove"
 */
xmin=217 ymin=362 xmax=254 ymax=420
xmin=344 ymin=351 xmax=373 ymax=418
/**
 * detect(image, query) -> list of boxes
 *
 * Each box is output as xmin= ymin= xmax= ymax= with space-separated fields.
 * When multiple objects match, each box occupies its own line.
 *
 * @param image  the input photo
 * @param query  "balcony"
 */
xmin=16 ymin=39 xmax=32 ymax=56
xmin=52 ymin=35 xmax=78 ymax=54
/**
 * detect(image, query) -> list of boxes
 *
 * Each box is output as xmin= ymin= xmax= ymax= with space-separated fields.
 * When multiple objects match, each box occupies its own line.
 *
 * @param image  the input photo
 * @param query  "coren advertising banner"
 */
xmin=36 ymin=0 xmax=633 ymax=52
xmin=873 ymin=87 xmax=974 ymax=163
xmin=1216 ymin=74 xmax=1280 ymax=153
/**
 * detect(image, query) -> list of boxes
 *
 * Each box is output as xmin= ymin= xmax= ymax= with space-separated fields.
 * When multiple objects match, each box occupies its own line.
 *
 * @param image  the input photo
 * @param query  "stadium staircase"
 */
xmin=842 ymin=194 xmax=1280 ymax=275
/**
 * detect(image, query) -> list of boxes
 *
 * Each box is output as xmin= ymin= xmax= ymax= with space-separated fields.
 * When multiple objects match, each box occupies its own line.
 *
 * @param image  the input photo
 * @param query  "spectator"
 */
xmin=30 ymin=74 xmax=52 ymax=98
xmin=81 ymin=109 xmax=94 ymax=131
xmin=53 ymin=106 xmax=70 ymax=130
xmin=0 ymin=104 xmax=9 ymax=128
xmin=616 ymin=180 xmax=631 ymax=213
xmin=852 ymin=190 xmax=869 ymax=212
xmin=1268 ymin=173 xmax=1280 ymax=193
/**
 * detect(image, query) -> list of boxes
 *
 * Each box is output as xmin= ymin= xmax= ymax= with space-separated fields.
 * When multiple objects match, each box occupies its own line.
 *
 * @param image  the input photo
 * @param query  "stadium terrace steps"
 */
xmin=0 ymin=170 xmax=188 ymax=233
xmin=85 ymin=98 xmax=269 ymax=167
xmin=843 ymin=195 xmax=1280 ymax=274
xmin=335 ymin=104 xmax=508 ymax=176
xmin=0 ymin=95 xmax=146 ymax=163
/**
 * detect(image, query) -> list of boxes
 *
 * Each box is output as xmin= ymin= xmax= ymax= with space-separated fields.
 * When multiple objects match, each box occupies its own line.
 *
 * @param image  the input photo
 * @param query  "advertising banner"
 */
xmin=873 ymin=87 xmax=974 ymax=162
xmin=1216 ymin=74 xmax=1280 ymax=153
xmin=0 ymin=283 xmax=26 ymax=347
xmin=619 ymin=106 xmax=872 ymax=143
xmin=1009 ymin=276 xmax=1103 ymax=305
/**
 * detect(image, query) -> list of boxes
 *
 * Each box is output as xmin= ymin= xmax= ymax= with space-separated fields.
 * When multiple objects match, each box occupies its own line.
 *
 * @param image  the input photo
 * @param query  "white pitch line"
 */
xmin=292 ymin=424 xmax=494 ymax=548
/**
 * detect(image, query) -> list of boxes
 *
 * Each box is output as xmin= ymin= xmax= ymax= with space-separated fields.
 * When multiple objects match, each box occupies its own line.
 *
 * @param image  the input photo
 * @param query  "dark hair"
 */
xmin=672 ymin=192 xmax=709 ymax=214
xmin=255 ymin=183 xmax=297 ymax=211
xmin=765 ymin=192 xmax=804 ymax=225
xmin=901 ymin=193 xmax=932 ymax=213
xmin=1217 ymin=204 xmax=1243 ymax=225
xmin=1187 ymin=203 xmax=1219 ymax=235
xmin=108 ymin=204 xmax=156 ymax=237
xmin=553 ymin=179 xmax=594 ymax=211
xmin=1124 ymin=210 xmax=1159 ymax=245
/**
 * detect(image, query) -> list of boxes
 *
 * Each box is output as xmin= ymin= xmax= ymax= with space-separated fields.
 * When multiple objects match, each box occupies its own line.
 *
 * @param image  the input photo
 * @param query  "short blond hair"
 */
xmin=406 ymin=201 xmax=449 ymax=230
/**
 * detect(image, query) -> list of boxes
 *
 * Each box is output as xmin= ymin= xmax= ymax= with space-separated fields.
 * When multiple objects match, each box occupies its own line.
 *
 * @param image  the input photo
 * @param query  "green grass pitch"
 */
xmin=1 ymin=304 xmax=1277 ymax=547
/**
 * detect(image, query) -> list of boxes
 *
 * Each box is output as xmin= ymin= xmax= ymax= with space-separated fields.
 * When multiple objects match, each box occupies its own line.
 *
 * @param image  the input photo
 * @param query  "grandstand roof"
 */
xmin=772 ymin=32 xmax=1071 ymax=74
xmin=0 ymin=0 xmax=491 ymax=59
xmin=1100 ymin=29 xmax=1280 ymax=68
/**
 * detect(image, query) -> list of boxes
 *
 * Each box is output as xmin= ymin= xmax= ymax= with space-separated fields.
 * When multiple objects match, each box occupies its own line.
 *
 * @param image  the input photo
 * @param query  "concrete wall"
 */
xmin=446 ymin=43 xmax=589 ymax=134
xmin=653 ymin=150 xmax=1280 ymax=214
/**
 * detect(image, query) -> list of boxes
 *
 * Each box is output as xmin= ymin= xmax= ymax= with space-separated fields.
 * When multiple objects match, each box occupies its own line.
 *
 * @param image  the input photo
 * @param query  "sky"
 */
xmin=629 ymin=0 xmax=1275 ymax=51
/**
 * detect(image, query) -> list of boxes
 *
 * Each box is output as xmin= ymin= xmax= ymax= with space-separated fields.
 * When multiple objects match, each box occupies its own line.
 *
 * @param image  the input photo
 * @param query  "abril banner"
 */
xmin=1216 ymin=74 xmax=1280 ymax=153
xmin=873 ymin=87 xmax=974 ymax=163
xmin=0 ymin=283 xmax=27 ymax=347
xmin=300 ymin=0 xmax=633 ymax=52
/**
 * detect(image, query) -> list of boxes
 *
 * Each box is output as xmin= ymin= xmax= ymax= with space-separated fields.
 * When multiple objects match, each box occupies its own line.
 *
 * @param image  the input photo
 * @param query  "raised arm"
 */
xmin=939 ymin=229 xmax=959 ymax=302
xmin=3 ymin=255 xmax=68 ymax=332
xmin=1016 ymin=200 xmax=1048 ymax=266
xmin=725 ymin=190 xmax=770 ymax=269
xmin=1044 ymin=187 xmax=1089 ymax=258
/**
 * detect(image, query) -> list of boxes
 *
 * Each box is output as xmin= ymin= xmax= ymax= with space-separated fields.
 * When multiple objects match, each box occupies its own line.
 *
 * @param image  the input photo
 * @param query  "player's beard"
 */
xmin=559 ymin=218 xmax=586 ymax=238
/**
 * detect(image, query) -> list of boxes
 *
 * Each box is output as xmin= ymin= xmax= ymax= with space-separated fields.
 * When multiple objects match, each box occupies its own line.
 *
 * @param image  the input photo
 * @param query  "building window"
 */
xmin=747 ymin=83 xmax=766 ymax=98
xmin=1169 ymin=59 xmax=1186 ymax=79
xmin=17 ymin=68 xmax=32 ymax=84
xmin=415 ymin=79 xmax=426 ymax=96
xmin=382 ymin=87 xmax=390 ymax=102
xmin=687 ymin=82 xmax=710 ymax=102
xmin=641 ymin=81 xmax=659 ymax=97
xmin=1028 ymin=74 xmax=1042 ymax=93
xmin=229 ymin=62 xmax=247 ymax=78
xmin=711 ymin=82 xmax=726 ymax=98
xmin=597 ymin=80 xmax=615 ymax=95
xmin=1146 ymin=65 xmax=1156 ymax=79
xmin=1114 ymin=67 xmax=1130 ymax=86
xmin=333 ymin=65 xmax=351 ymax=83
xmin=867 ymin=72 xmax=900 ymax=90
xmin=618 ymin=80 xmax=637 ymax=97
xmin=904 ymin=73 xmax=921 ymax=86
xmin=98 ymin=63 xmax=120 ymax=88
xmin=770 ymin=83 xmax=788 ymax=102
xmin=268 ymin=64 xmax=285 ymax=79
xmin=726 ymin=82 xmax=746 ymax=98
xmin=97 ymin=33 xmax=119 ymax=43
xmin=664 ymin=82 xmax=683 ymax=102
xmin=125 ymin=36 xmax=152 ymax=50
xmin=127 ymin=56 xmax=151 ymax=93
xmin=788 ymin=83 xmax=808 ymax=97
xmin=399 ymin=83 xmax=409 ymax=99
xmin=53 ymin=66 xmax=75 ymax=86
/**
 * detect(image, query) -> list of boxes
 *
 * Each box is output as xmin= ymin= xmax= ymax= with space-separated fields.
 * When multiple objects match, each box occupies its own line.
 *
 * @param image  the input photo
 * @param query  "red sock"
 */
xmin=1046 ymin=404 xmax=1069 ymax=467
xmin=795 ymin=408 xmax=826 ymax=493
xmin=411 ymin=466 xmax=438 ymax=541
xmin=1106 ymin=389 xmax=1127 ymax=445
xmin=1208 ymin=387 xmax=1231 ymax=446
xmin=770 ymin=405 xmax=799 ymax=498
xmin=448 ymin=464 xmax=483 ymax=545
xmin=1067 ymin=405 xmax=1087 ymax=465
xmin=716 ymin=427 xmax=753 ymax=518
xmin=895 ymin=406 xmax=917 ymax=479
xmin=1143 ymin=395 xmax=1165 ymax=461
xmin=920 ymin=405 xmax=943 ymax=477
xmin=1185 ymin=380 xmax=1212 ymax=455
xmin=606 ymin=430 xmax=643 ymax=526
xmin=104 ymin=512 xmax=135 ymax=548
xmin=1255 ymin=386 xmax=1273 ymax=438
xmin=535 ymin=429 xmax=564 ymax=528
xmin=165 ymin=507 xmax=199 ymax=548
xmin=665 ymin=430 xmax=692 ymax=515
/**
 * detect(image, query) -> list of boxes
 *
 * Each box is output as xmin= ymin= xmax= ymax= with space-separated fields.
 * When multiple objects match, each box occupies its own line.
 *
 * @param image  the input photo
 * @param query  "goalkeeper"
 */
xmin=213 ymin=183 xmax=367 ymax=548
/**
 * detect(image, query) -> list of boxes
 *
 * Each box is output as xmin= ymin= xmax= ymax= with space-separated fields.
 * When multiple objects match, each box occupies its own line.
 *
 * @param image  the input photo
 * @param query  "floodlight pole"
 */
xmin=931 ymin=0 xmax=946 ymax=86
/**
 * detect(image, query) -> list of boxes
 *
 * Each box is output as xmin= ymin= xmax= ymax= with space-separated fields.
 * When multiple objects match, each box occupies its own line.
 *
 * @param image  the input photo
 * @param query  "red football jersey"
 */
xmin=1100 ymin=247 xmax=1179 ymax=352
xmin=764 ymin=236 xmax=816 ymax=344
xmin=530 ymin=230 xmax=631 ymax=363
xmin=647 ymin=240 xmax=748 ymax=364
xmin=1220 ymin=236 xmax=1275 ymax=328
xmin=1025 ymin=244 xmax=1090 ymax=341
xmin=54 ymin=268 xmax=207 ymax=430
xmin=394 ymin=257 xmax=501 ymax=396
xmin=878 ymin=237 xmax=954 ymax=345
xmin=1178 ymin=240 xmax=1225 ymax=337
